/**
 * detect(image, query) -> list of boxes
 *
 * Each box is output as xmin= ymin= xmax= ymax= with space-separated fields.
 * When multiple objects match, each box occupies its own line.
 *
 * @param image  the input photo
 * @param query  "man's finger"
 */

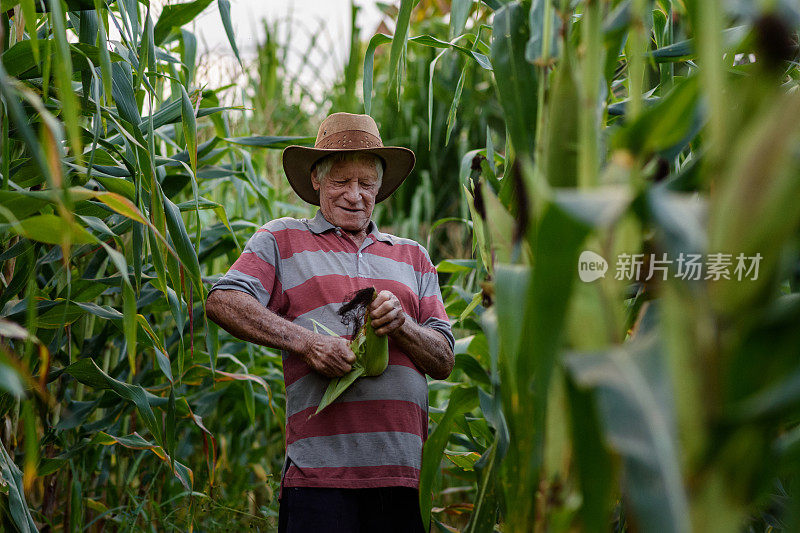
xmin=376 ymin=319 xmax=397 ymax=335
xmin=327 ymin=360 xmax=344 ymax=377
xmin=335 ymin=340 xmax=356 ymax=363
xmin=370 ymin=300 xmax=396 ymax=319
xmin=375 ymin=324 xmax=395 ymax=336
xmin=375 ymin=314 xmax=405 ymax=336
xmin=334 ymin=344 xmax=355 ymax=367
xmin=370 ymin=291 xmax=392 ymax=309
xmin=372 ymin=307 xmax=400 ymax=327
xmin=320 ymin=359 xmax=335 ymax=377
xmin=334 ymin=358 xmax=352 ymax=375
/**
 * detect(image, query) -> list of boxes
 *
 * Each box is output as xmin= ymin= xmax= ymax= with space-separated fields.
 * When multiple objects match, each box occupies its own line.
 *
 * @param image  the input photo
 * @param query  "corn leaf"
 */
xmin=111 ymin=61 xmax=141 ymax=126
xmin=48 ymin=0 xmax=82 ymax=158
xmin=449 ymin=0 xmax=472 ymax=39
xmin=313 ymin=364 xmax=366 ymax=417
xmin=163 ymin=195 xmax=202 ymax=292
xmin=363 ymin=33 xmax=392 ymax=115
xmin=0 ymin=439 xmax=38 ymax=533
xmin=1 ymin=214 xmax=95 ymax=245
xmin=387 ymin=0 xmax=414 ymax=101
xmin=179 ymin=84 xmax=197 ymax=173
xmin=566 ymin=374 xmax=614 ymax=528
xmin=92 ymin=431 xmax=193 ymax=490
xmin=565 ymin=331 xmax=690 ymax=532
xmin=153 ymin=0 xmax=214 ymax=46
xmin=123 ymin=282 xmax=137 ymax=375
xmin=490 ymin=0 xmax=539 ymax=157
xmin=217 ymin=0 xmax=241 ymax=67
xmin=420 ymin=386 xmax=479 ymax=530
xmin=223 ymin=135 xmax=316 ymax=148
xmin=59 ymin=358 xmax=164 ymax=449
xmin=20 ymin=0 xmax=39 ymax=63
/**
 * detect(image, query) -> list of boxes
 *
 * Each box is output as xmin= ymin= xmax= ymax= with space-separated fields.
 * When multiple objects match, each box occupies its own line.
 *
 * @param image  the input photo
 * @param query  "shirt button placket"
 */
xmin=356 ymin=239 xmax=371 ymax=278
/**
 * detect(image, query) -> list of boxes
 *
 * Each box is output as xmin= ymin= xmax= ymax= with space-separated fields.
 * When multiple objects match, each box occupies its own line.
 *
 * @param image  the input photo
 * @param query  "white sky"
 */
xmin=188 ymin=0 xmax=387 ymax=104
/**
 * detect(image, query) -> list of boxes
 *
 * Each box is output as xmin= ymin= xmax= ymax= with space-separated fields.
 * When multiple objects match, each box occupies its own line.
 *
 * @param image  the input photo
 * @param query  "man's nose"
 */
xmin=343 ymin=182 xmax=361 ymax=202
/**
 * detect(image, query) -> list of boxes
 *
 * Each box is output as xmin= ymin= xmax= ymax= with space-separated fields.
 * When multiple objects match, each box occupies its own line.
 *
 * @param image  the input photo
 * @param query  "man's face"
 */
xmin=312 ymin=158 xmax=380 ymax=233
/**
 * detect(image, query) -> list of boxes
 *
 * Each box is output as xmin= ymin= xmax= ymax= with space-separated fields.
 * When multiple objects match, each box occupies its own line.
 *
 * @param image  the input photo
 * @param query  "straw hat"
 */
xmin=282 ymin=112 xmax=416 ymax=205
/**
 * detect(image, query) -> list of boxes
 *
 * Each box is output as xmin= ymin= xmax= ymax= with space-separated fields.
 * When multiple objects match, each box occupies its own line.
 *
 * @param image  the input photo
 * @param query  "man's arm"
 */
xmin=369 ymin=290 xmax=454 ymax=380
xmin=206 ymin=289 xmax=356 ymax=378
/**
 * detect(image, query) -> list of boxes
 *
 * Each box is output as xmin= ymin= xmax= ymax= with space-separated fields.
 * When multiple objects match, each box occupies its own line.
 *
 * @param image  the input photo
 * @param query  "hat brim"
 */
xmin=282 ymin=145 xmax=416 ymax=205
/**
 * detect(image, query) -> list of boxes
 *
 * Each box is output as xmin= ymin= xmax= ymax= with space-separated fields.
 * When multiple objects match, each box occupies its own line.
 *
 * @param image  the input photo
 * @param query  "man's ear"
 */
xmin=310 ymin=168 xmax=320 ymax=191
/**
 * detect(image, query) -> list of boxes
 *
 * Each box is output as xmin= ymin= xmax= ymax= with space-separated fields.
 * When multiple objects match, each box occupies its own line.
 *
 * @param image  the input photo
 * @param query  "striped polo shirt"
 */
xmin=209 ymin=210 xmax=454 ymax=490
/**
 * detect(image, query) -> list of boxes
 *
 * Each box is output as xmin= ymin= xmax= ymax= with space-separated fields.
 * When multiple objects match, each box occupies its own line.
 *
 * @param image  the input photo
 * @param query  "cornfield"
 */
xmin=2 ymin=0 xmax=800 ymax=531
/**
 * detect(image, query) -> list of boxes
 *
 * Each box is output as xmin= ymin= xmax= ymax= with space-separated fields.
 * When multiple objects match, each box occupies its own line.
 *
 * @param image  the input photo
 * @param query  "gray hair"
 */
xmin=313 ymin=152 xmax=384 ymax=186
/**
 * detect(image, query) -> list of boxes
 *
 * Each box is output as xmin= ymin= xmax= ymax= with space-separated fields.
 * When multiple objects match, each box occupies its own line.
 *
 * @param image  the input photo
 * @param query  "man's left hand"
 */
xmin=369 ymin=290 xmax=406 ymax=336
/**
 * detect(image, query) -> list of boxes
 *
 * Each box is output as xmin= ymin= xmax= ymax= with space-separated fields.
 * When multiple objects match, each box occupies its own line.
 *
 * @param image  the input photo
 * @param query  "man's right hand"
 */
xmin=205 ymin=290 xmax=357 ymax=378
xmin=302 ymin=335 xmax=357 ymax=377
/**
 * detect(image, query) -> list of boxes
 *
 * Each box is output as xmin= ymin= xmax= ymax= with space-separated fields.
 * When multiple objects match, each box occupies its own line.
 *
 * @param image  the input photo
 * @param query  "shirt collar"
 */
xmin=306 ymin=209 xmax=336 ymax=234
xmin=306 ymin=209 xmax=394 ymax=245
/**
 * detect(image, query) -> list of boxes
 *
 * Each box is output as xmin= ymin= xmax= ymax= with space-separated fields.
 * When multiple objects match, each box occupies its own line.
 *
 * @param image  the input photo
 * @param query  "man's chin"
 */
xmin=334 ymin=212 xmax=369 ymax=226
xmin=340 ymin=224 xmax=365 ymax=233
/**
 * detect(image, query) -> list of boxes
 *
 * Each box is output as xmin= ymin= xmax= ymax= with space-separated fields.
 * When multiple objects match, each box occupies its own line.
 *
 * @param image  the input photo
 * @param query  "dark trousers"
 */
xmin=278 ymin=486 xmax=427 ymax=533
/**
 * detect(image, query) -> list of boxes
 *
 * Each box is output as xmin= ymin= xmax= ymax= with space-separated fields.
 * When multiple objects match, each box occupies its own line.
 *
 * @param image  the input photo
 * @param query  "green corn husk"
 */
xmin=312 ymin=292 xmax=389 ymax=416
xmin=361 ymin=310 xmax=389 ymax=376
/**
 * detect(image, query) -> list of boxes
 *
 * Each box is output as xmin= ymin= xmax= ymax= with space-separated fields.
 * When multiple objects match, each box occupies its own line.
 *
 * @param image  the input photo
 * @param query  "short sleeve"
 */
xmin=209 ymin=229 xmax=279 ymax=307
xmin=417 ymin=246 xmax=455 ymax=353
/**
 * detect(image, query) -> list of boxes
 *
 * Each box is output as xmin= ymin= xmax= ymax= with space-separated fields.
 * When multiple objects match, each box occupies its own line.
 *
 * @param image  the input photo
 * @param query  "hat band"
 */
xmin=315 ymin=130 xmax=383 ymax=150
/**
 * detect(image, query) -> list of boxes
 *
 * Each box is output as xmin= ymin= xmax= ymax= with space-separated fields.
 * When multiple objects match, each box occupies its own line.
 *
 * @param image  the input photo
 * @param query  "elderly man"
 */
xmin=206 ymin=112 xmax=454 ymax=532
